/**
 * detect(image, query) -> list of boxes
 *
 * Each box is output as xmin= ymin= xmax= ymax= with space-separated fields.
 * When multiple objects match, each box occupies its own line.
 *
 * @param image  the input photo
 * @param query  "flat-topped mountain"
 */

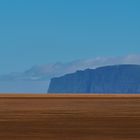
xmin=48 ymin=65 xmax=140 ymax=93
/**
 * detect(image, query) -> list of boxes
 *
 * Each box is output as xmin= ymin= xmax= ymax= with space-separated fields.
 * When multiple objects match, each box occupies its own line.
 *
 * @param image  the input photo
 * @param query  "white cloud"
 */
xmin=1 ymin=54 xmax=140 ymax=81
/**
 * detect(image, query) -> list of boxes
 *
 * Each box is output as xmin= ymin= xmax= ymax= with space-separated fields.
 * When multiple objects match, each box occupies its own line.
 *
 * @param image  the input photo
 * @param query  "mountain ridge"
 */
xmin=48 ymin=64 xmax=140 ymax=94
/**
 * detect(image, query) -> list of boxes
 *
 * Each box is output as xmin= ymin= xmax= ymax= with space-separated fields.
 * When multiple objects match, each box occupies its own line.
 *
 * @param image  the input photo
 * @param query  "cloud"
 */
xmin=1 ymin=54 xmax=140 ymax=81
xmin=0 ymin=54 xmax=140 ymax=93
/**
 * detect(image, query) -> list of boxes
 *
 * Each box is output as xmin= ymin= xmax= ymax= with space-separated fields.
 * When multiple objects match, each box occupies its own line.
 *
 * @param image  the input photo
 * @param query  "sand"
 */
xmin=0 ymin=94 xmax=140 ymax=140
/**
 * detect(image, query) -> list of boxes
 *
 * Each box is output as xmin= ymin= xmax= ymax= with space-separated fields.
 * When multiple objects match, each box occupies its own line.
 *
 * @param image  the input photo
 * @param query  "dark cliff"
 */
xmin=48 ymin=65 xmax=140 ymax=93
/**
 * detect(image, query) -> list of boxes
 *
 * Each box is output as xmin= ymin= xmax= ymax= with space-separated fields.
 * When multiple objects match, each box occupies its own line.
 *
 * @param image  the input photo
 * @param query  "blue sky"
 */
xmin=0 ymin=0 xmax=140 ymax=74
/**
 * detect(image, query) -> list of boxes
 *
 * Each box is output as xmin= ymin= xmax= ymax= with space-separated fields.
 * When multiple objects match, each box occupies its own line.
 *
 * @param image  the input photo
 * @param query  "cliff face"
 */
xmin=48 ymin=65 xmax=140 ymax=94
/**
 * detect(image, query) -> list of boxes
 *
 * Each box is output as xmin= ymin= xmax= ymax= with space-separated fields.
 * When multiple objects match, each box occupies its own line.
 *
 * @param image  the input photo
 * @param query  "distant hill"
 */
xmin=1 ymin=54 xmax=140 ymax=93
xmin=48 ymin=65 xmax=140 ymax=94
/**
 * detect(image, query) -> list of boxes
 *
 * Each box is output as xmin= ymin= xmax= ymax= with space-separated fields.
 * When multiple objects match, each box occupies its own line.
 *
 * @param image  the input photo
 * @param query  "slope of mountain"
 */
xmin=48 ymin=65 xmax=140 ymax=93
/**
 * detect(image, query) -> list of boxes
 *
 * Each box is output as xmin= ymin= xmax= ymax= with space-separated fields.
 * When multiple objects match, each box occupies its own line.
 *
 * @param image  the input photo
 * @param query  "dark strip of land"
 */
xmin=0 ymin=94 xmax=140 ymax=140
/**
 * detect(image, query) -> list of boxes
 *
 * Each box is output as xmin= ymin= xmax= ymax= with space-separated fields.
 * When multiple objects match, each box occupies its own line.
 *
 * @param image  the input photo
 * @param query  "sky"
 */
xmin=0 ymin=0 xmax=140 ymax=74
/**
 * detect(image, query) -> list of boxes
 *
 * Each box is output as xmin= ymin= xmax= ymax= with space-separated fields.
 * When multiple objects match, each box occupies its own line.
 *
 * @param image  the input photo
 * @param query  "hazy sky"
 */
xmin=0 ymin=0 xmax=140 ymax=74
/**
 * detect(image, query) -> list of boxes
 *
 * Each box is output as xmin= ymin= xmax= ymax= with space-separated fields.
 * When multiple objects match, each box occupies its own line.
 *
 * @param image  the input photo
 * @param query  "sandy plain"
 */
xmin=0 ymin=94 xmax=140 ymax=140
